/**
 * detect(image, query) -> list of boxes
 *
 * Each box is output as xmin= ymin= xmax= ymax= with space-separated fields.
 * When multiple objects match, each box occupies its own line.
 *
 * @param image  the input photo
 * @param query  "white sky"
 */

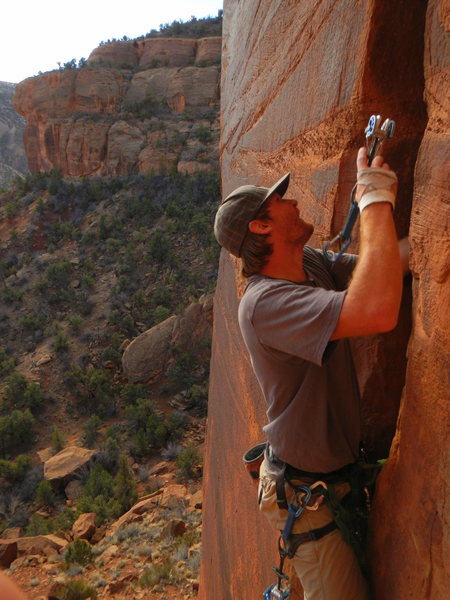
xmin=2 ymin=1 xmax=223 ymax=84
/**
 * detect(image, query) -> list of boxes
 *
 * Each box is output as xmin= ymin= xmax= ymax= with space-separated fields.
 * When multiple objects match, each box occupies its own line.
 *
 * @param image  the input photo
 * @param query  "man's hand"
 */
xmin=355 ymin=147 xmax=398 ymax=211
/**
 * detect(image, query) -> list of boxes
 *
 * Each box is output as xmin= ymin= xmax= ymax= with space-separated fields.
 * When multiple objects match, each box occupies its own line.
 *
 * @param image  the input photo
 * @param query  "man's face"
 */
xmin=266 ymin=193 xmax=314 ymax=245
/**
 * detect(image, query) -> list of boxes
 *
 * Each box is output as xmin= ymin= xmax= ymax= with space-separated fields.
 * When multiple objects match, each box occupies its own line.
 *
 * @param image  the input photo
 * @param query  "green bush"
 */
xmin=139 ymin=560 xmax=174 ymax=587
xmin=193 ymin=124 xmax=212 ymax=143
xmin=51 ymin=428 xmax=65 ymax=454
xmin=0 ymin=454 xmax=31 ymax=482
xmin=168 ymin=352 xmax=197 ymax=389
xmin=0 ymin=349 xmax=15 ymax=376
xmin=65 ymin=365 xmax=116 ymax=416
xmin=64 ymin=539 xmax=93 ymax=566
xmin=53 ymin=579 xmax=98 ymax=600
xmin=82 ymin=415 xmax=102 ymax=448
xmin=77 ymin=463 xmax=122 ymax=524
xmin=0 ymin=409 xmax=35 ymax=457
xmin=176 ymin=446 xmax=201 ymax=479
xmin=52 ymin=330 xmax=70 ymax=353
xmin=35 ymin=479 xmax=56 ymax=507
xmin=4 ymin=373 xmax=44 ymax=412
xmin=113 ymin=455 xmax=138 ymax=513
xmin=19 ymin=313 xmax=46 ymax=333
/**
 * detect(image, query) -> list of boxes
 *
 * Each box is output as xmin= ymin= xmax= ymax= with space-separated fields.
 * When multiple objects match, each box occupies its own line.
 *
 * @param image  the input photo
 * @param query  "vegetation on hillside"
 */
xmin=0 ymin=169 xmax=218 ymax=539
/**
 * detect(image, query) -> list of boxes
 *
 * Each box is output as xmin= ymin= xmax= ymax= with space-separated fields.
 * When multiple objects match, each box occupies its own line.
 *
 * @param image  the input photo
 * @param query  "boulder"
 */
xmin=44 ymin=446 xmax=96 ymax=483
xmin=64 ymin=479 xmax=84 ymax=500
xmin=0 ymin=528 xmax=23 ymax=540
xmin=71 ymin=513 xmax=96 ymax=541
xmin=12 ymin=535 xmax=68 ymax=557
xmin=158 ymin=484 xmax=189 ymax=509
xmin=122 ymin=295 xmax=213 ymax=383
xmin=161 ymin=519 xmax=187 ymax=539
xmin=0 ymin=541 xmax=17 ymax=567
xmin=110 ymin=490 xmax=163 ymax=531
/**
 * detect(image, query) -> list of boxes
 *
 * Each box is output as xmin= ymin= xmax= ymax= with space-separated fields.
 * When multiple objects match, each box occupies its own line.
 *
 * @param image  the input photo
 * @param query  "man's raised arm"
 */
xmin=331 ymin=147 xmax=403 ymax=340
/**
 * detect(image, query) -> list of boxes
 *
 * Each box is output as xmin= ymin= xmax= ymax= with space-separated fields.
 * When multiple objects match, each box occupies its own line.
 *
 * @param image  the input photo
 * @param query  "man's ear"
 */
xmin=248 ymin=219 xmax=272 ymax=234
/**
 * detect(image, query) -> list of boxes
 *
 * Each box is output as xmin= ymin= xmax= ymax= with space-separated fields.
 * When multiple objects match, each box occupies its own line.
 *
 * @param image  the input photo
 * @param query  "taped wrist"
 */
xmin=356 ymin=167 xmax=397 ymax=212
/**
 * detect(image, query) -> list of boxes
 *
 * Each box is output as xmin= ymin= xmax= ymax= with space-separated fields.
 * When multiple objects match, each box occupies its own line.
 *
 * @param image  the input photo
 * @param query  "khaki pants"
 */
xmin=259 ymin=458 xmax=370 ymax=600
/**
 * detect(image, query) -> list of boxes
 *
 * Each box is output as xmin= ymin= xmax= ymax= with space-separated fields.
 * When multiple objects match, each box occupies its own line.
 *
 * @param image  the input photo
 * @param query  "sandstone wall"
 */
xmin=200 ymin=1 xmax=448 ymax=599
xmin=13 ymin=38 xmax=221 ymax=177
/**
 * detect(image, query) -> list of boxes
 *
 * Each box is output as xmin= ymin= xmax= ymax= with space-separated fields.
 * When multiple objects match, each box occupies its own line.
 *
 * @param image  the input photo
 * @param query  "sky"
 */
xmin=1 ymin=0 xmax=223 ymax=84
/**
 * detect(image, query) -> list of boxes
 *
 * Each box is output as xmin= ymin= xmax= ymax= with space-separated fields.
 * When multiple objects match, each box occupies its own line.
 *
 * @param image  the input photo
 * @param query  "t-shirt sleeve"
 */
xmin=252 ymin=283 xmax=346 ymax=366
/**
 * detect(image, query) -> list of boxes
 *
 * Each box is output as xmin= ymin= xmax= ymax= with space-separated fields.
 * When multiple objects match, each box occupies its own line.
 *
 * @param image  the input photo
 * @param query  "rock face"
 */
xmin=0 ymin=81 xmax=27 ymax=186
xmin=13 ymin=37 xmax=221 ymax=177
xmin=200 ymin=2 xmax=448 ymax=600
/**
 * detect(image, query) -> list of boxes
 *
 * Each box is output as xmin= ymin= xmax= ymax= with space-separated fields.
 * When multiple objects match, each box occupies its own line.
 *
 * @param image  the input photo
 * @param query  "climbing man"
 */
xmin=213 ymin=147 xmax=410 ymax=599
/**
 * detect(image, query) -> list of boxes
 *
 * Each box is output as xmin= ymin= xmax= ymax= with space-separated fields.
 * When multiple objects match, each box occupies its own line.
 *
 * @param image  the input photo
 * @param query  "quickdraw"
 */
xmin=323 ymin=114 xmax=395 ymax=263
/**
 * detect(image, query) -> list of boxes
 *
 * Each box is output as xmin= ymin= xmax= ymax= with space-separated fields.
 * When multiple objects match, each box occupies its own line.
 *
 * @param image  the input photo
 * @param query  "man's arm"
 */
xmin=330 ymin=148 xmax=403 ymax=340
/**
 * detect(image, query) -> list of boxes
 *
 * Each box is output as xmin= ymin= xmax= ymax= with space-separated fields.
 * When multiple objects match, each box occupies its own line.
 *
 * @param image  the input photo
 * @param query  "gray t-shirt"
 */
xmin=238 ymin=246 xmax=360 ymax=473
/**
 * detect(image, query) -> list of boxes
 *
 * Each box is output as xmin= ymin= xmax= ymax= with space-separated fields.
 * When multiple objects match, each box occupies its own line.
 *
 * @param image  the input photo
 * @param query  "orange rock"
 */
xmin=199 ymin=1 xmax=440 ymax=600
xmin=71 ymin=512 xmax=96 ymax=541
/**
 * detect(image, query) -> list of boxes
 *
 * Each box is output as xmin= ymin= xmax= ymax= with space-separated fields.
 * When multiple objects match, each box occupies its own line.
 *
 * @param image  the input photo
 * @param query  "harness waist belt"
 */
xmin=267 ymin=444 xmax=353 ymax=483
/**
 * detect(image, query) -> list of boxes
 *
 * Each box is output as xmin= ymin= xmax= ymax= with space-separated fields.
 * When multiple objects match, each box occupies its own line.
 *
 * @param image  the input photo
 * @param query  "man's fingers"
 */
xmin=357 ymin=147 xmax=368 ymax=171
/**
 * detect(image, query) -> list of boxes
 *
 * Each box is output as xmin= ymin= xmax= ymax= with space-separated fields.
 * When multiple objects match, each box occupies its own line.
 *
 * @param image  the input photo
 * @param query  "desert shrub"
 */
xmin=19 ymin=313 xmax=46 ymax=333
xmin=35 ymin=479 xmax=56 ymax=507
xmin=176 ymin=446 xmax=201 ymax=479
xmin=77 ymin=464 xmax=122 ymax=524
xmin=193 ymin=124 xmax=212 ymax=143
xmin=3 ymin=373 xmax=44 ymax=412
xmin=56 ymin=579 xmax=98 ymax=600
xmin=81 ymin=415 xmax=102 ymax=448
xmin=168 ymin=352 xmax=197 ymax=389
xmin=139 ymin=560 xmax=174 ymax=587
xmin=51 ymin=428 xmax=65 ymax=454
xmin=147 ymin=230 xmax=174 ymax=264
xmin=45 ymin=260 xmax=72 ymax=287
xmin=52 ymin=330 xmax=70 ymax=353
xmin=65 ymin=365 xmax=116 ymax=416
xmin=26 ymin=514 xmax=54 ymax=536
xmin=0 ymin=349 xmax=15 ymax=376
xmin=64 ymin=539 xmax=93 ymax=566
xmin=152 ymin=305 xmax=171 ymax=324
xmin=0 ymin=409 xmax=35 ymax=457
xmin=0 ymin=454 xmax=31 ymax=482
xmin=120 ymin=383 xmax=146 ymax=406
xmin=67 ymin=314 xmax=84 ymax=334
xmin=113 ymin=455 xmax=138 ymax=513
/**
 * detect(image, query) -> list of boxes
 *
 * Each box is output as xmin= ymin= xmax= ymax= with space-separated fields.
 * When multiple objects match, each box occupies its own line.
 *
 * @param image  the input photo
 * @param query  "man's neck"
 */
xmin=259 ymin=243 xmax=307 ymax=283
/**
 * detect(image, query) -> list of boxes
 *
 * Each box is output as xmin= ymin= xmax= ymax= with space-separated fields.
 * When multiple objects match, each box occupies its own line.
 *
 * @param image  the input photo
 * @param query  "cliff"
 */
xmin=13 ymin=37 xmax=221 ymax=177
xmin=0 ymin=82 xmax=27 ymax=187
xmin=200 ymin=1 xmax=449 ymax=599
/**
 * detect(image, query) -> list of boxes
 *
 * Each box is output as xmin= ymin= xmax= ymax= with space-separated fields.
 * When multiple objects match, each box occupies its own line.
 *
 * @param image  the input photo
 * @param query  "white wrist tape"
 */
xmin=356 ymin=167 xmax=397 ymax=212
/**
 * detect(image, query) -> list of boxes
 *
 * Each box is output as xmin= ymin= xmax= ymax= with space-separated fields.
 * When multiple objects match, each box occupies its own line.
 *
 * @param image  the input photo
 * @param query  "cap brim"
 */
xmin=263 ymin=172 xmax=290 ymax=202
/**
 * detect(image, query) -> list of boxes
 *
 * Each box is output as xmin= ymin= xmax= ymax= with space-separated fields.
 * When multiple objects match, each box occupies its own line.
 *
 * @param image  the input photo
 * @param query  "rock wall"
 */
xmin=200 ymin=1 xmax=448 ymax=599
xmin=0 ymin=82 xmax=27 ymax=186
xmin=13 ymin=37 xmax=221 ymax=177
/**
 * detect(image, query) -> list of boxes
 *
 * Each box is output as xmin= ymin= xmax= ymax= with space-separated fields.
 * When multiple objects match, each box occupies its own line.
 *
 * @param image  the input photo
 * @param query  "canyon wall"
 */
xmin=200 ymin=1 xmax=449 ymax=599
xmin=13 ymin=38 xmax=221 ymax=177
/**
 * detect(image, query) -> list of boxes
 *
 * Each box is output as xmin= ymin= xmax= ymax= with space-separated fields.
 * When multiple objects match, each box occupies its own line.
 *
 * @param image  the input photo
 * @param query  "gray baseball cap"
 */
xmin=214 ymin=172 xmax=290 ymax=257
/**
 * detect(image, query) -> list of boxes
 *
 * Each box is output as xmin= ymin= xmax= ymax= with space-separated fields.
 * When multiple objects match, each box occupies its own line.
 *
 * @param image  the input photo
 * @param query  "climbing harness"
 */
xmin=323 ymin=114 xmax=395 ymax=263
xmin=261 ymin=446 xmax=385 ymax=597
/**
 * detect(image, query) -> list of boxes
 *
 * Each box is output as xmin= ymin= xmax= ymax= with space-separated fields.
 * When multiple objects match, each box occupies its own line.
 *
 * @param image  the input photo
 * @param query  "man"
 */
xmin=214 ymin=147 xmax=409 ymax=600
